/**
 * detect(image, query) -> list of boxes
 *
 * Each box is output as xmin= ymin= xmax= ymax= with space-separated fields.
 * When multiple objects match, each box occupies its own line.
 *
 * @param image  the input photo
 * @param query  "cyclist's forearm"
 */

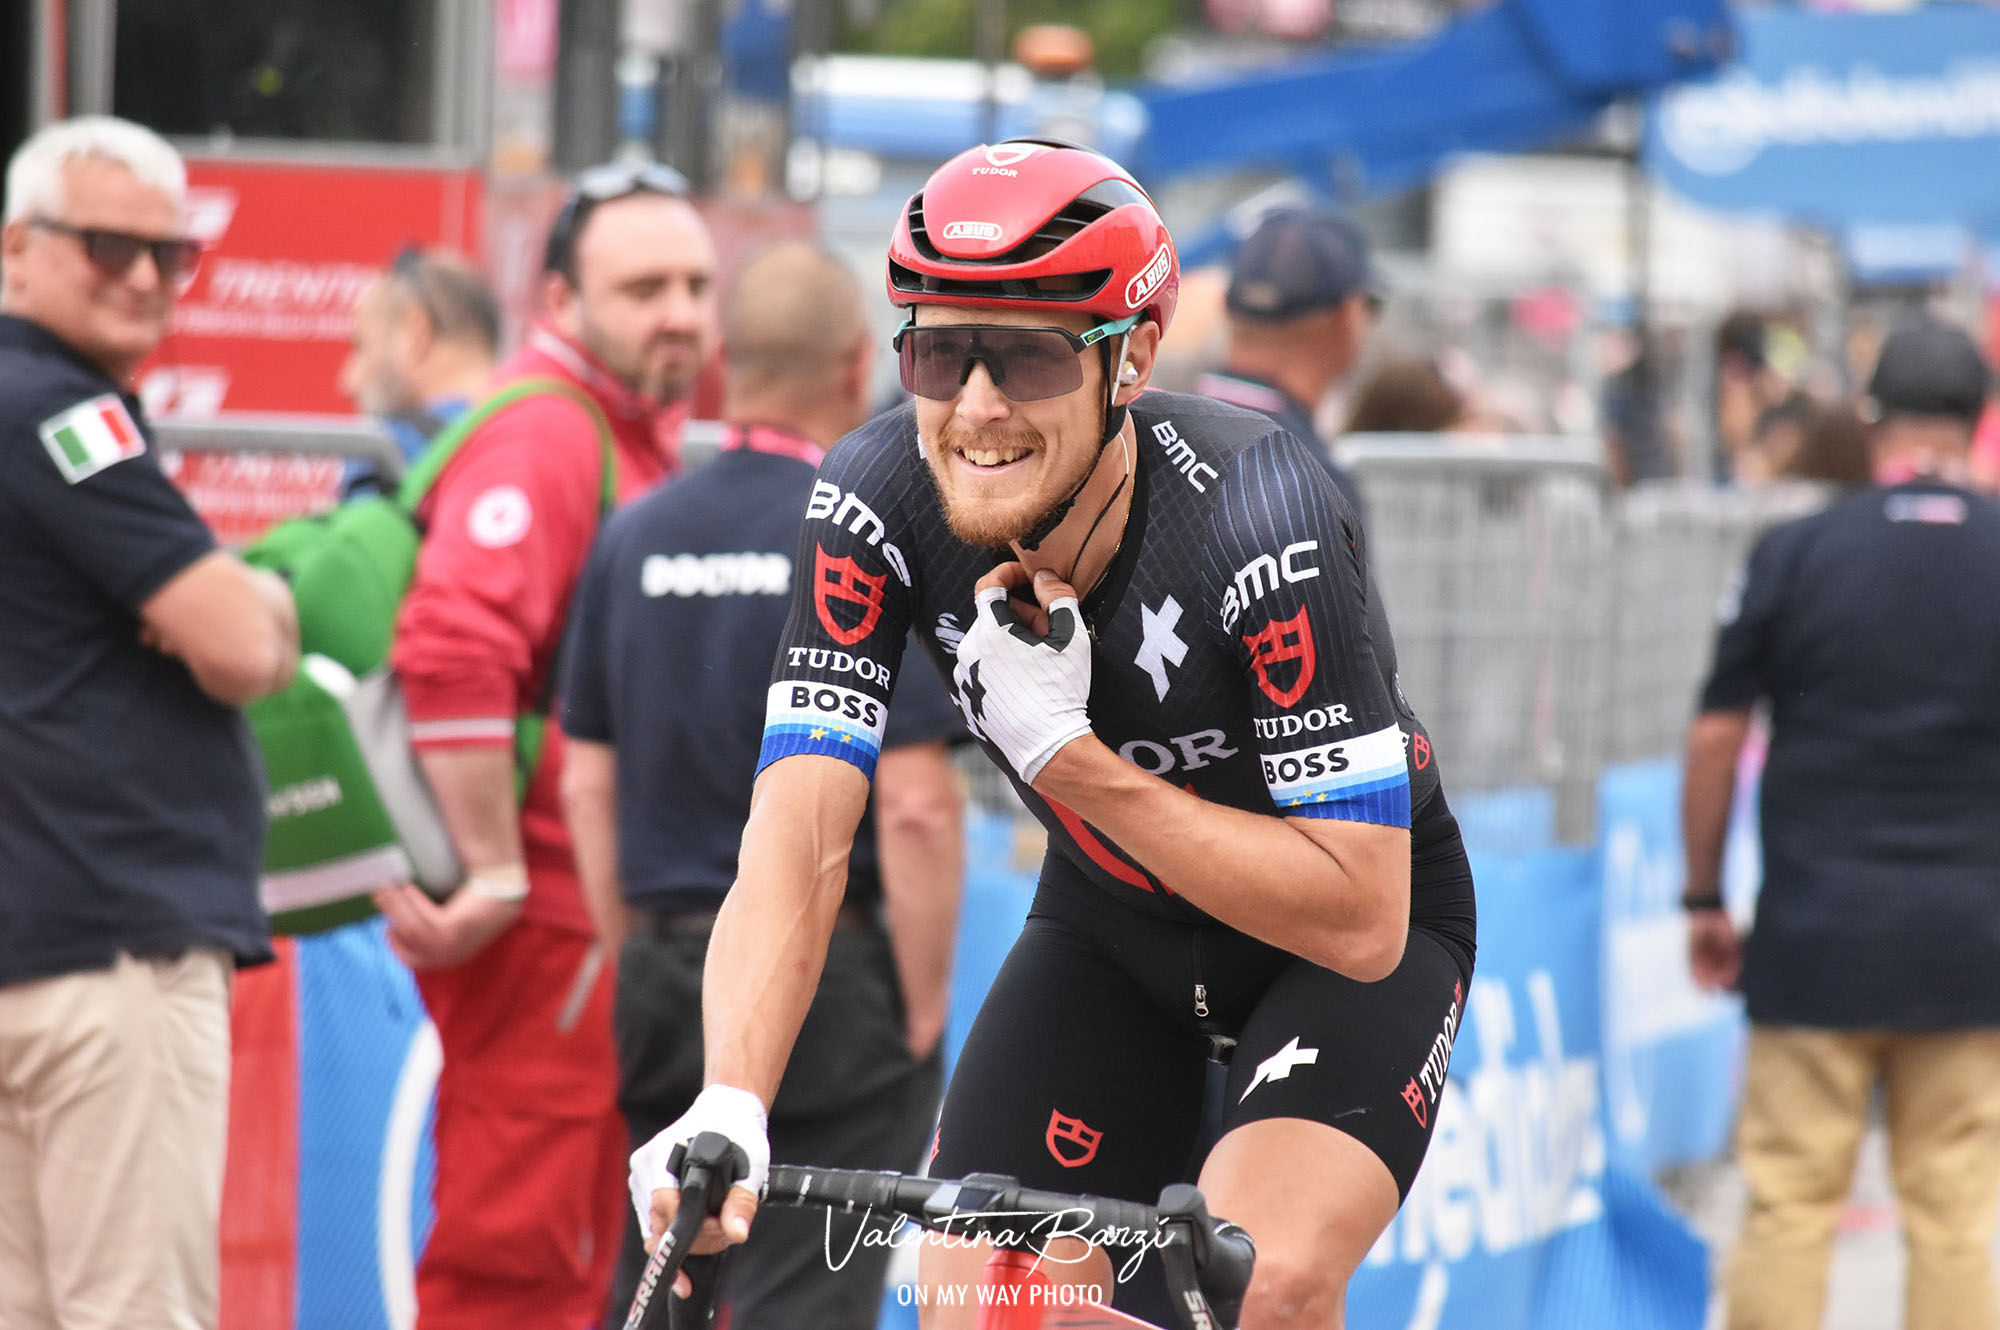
xmin=703 ymin=756 xmax=871 ymax=1103
xmin=1034 ymin=736 xmax=1409 ymax=980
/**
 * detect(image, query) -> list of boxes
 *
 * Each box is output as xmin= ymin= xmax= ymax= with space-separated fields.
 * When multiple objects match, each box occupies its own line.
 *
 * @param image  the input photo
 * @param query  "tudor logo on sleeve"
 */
xmin=1243 ymin=606 xmax=1318 ymax=707
xmin=39 ymin=394 xmax=146 ymax=484
xmin=757 ymin=680 xmax=891 ymax=778
xmin=467 ymin=485 xmax=533 ymax=548
xmin=1261 ymin=724 xmax=1410 ymax=824
xmin=813 ymin=544 xmax=887 ymax=645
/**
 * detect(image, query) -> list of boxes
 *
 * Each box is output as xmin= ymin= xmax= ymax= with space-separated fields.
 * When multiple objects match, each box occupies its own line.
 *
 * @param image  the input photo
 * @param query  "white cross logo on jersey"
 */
xmin=1136 ymin=596 xmax=1188 ymax=701
xmin=1240 ymin=1036 xmax=1319 ymax=1103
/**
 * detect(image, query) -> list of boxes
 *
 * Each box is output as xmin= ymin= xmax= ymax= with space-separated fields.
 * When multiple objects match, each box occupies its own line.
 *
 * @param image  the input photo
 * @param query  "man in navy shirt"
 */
xmin=1683 ymin=316 xmax=2000 ymax=1330
xmin=561 ymin=241 xmax=966 ymax=1328
xmin=0 ymin=117 xmax=297 ymax=1330
xmin=1197 ymin=206 xmax=1378 ymax=520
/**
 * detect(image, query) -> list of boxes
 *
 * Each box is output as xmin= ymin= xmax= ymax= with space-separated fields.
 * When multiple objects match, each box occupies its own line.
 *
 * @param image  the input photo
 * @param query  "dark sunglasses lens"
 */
xmin=897 ymin=327 xmax=1084 ymax=402
xmin=80 ymin=230 xmax=145 ymax=275
xmin=155 ymin=240 xmax=202 ymax=283
xmin=980 ymin=328 xmax=1086 ymax=401
xmin=898 ymin=328 xmax=974 ymax=399
xmin=79 ymin=230 xmax=201 ymax=282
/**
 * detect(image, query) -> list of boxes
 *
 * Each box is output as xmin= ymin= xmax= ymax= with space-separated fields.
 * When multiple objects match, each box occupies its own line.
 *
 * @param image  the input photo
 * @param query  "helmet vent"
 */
xmin=887 ymin=259 xmax=1113 ymax=304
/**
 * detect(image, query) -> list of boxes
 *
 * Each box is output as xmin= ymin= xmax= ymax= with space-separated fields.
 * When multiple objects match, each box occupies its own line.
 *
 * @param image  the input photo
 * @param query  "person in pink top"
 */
xmin=374 ymin=162 xmax=718 ymax=1330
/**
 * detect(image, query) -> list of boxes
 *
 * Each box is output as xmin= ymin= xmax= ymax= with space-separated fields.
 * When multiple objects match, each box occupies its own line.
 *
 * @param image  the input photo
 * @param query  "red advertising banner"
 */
xmin=140 ymin=160 xmax=484 ymax=418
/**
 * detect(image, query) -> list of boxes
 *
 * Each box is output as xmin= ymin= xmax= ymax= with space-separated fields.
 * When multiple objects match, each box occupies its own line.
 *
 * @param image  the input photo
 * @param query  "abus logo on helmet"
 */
xmin=940 ymin=220 xmax=1003 ymax=242
xmin=1125 ymin=243 xmax=1173 ymax=310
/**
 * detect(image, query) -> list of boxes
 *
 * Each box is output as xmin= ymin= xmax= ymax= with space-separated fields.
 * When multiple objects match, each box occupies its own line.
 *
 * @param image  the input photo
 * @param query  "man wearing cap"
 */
xmin=1682 ymin=315 xmax=2000 ymax=1330
xmin=1197 ymin=206 xmax=1378 ymax=519
xmin=372 ymin=163 xmax=717 ymax=1329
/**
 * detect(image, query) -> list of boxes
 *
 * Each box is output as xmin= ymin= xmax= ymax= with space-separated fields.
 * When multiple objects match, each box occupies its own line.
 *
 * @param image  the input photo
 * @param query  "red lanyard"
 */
xmin=724 ymin=424 xmax=825 ymax=467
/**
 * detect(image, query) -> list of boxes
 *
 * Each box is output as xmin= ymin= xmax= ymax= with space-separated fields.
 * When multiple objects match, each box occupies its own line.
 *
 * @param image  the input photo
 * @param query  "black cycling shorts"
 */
xmin=930 ymin=861 xmax=1471 ymax=1204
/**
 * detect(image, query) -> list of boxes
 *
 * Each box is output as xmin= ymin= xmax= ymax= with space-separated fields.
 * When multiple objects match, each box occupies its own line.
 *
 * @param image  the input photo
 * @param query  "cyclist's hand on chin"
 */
xmin=955 ymin=564 xmax=1094 ymax=784
xmin=628 ymin=1084 xmax=769 ymax=1281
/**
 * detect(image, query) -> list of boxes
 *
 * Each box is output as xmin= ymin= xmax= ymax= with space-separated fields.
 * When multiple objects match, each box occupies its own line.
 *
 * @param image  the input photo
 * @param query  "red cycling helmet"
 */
xmin=887 ymin=139 xmax=1179 ymax=338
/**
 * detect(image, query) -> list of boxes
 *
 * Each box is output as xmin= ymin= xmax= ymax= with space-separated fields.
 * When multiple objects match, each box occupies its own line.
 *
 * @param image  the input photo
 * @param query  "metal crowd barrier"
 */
xmin=154 ymin=414 xmax=404 ymax=546
xmin=1340 ymin=434 xmax=1614 ymax=841
xmin=1602 ymin=479 xmax=1835 ymax=766
xmin=1338 ymin=435 xmax=1835 ymax=842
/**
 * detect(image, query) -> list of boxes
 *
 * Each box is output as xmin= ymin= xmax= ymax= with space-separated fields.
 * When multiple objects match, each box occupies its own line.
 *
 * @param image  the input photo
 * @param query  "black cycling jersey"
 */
xmin=760 ymin=390 xmax=1474 ymax=971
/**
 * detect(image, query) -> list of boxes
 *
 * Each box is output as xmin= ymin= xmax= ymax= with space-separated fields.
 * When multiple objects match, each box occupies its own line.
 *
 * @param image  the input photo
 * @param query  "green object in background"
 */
xmin=240 ymin=379 xmax=616 ymax=934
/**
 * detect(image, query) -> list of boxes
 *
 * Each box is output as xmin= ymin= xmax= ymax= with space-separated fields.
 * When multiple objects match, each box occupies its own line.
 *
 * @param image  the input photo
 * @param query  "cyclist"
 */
xmin=631 ymin=140 xmax=1477 ymax=1329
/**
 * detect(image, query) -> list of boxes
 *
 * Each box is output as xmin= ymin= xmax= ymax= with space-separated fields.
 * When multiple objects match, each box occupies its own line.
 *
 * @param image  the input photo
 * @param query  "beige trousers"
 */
xmin=0 ymin=950 xmax=233 ymax=1330
xmin=1726 ymin=1025 xmax=2000 ymax=1330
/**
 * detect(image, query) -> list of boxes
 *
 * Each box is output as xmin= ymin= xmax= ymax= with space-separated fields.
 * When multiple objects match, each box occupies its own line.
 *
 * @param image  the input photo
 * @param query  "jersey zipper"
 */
xmin=1191 ymin=929 xmax=1209 ymax=1018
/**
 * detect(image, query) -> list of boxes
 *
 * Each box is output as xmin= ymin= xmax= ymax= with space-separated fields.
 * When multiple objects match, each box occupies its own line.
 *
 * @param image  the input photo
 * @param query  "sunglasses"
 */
xmin=543 ymin=162 xmax=693 ymax=279
xmin=31 ymin=218 xmax=203 ymax=285
xmin=894 ymin=314 xmax=1139 ymax=403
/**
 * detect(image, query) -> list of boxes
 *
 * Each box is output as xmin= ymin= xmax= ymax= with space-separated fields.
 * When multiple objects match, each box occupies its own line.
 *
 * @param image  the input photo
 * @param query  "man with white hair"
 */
xmin=0 ymin=116 xmax=298 ymax=1330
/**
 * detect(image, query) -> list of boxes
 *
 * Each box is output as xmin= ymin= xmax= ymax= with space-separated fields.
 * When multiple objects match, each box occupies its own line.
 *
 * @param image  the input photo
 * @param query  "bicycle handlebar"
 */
xmin=762 ymin=1163 xmax=1169 ymax=1244
xmin=626 ymin=1133 xmax=1256 ymax=1330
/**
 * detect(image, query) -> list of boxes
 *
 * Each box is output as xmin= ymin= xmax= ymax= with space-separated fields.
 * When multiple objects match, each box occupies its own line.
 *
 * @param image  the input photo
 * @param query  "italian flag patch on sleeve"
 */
xmin=39 ymin=393 xmax=146 ymax=483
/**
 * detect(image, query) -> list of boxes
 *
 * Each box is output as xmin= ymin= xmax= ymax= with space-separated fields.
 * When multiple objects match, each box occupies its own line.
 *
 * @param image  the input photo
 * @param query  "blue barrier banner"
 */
xmin=1597 ymin=760 xmax=1745 ymax=1173
xmin=295 ymin=920 xmax=436 ymax=1330
xmin=1351 ymin=846 xmax=1708 ymax=1330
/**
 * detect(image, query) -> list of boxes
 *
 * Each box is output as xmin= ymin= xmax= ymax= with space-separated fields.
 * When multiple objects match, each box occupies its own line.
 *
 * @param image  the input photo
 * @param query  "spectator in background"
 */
xmin=1713 ymin=309 xmax=1791 ymax=484
xmin=561 ymin=241 xmax=965 ymax=1327
xmin=371 ymin=162 xmax=716 ymax=1330
xmin=1197 ymin=205 xmax=1377 ymax=519
xmin=1774 ymin=397 xmax=1872 ymax=491
xmin=1346 ymin=354 xmax=1470 ymax=435
xmin=0 ymin=116 xmax=297 ymax=1330
xmin=1682 ymin=316 xmax=2000 ymax=1330
xmin=338 ymin=246 xmax=500 ymax=494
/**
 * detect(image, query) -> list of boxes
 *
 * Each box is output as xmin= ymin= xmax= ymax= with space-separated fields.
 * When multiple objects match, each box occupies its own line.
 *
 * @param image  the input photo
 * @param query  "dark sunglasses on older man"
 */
xmin=542 ymin=161 xmax=693 ymax=279
xmin=31 ymin=218 xmax=204 ymax=285
xmin=893 ymin=314 xmax=1139 ymax=403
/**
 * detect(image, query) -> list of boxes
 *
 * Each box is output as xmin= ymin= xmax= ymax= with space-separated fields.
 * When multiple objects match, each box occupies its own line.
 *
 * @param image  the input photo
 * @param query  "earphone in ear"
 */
xmin=1117 ymin=362 xmax=1139 ymax=386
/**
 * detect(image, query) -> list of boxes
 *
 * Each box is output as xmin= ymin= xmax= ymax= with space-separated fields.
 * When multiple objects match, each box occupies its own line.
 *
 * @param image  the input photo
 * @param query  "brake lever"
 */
xmin=622 ymin=1132 xmax=747 ymax=1330
xmin=1155 ymin=1184 xmax=1255 ymax=1330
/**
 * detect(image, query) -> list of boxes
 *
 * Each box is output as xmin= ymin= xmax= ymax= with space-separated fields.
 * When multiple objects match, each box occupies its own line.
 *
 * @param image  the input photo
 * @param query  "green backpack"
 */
xmin=244 ymin=378 xmax=616 ymax=935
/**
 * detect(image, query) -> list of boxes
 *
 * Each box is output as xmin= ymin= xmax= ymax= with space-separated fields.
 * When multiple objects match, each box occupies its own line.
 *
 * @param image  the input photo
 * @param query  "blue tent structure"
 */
xmin=1128 ymin=0 xmax=1733 ymax=192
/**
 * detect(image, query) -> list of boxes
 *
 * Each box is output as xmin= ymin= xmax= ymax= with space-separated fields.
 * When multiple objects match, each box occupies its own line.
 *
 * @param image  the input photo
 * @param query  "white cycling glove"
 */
xmin=627 ymin=1083 xmax=770 ymax=1234
xmin=952 ymin=584 xmax=1094 ymax=784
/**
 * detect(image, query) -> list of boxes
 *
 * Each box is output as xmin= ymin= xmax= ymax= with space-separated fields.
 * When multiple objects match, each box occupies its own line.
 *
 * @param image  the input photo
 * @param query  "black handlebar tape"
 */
xmin=1007 ymin=1186 xmax=1161 ymax=1242
xmin=764 ymin=1164 xmax=914 ymax=1213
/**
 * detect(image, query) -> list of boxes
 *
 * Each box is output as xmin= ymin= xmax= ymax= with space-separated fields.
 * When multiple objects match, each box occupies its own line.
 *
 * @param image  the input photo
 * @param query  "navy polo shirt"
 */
xmin=561 ymin=424 xmax=964 ymax=914
xmin=1195 ymin=368 xmax=1367 ymax=525
xmin=1700 ymin=480 xmax=2000 ymax=1029
xmin=0 ymin=314 xmax=270 ymax=985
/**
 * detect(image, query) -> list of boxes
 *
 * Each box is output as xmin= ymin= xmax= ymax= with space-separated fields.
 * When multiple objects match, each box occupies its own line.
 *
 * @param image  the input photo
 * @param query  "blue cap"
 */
xmin=1226 ymin=207 xmax=1379 ymax=322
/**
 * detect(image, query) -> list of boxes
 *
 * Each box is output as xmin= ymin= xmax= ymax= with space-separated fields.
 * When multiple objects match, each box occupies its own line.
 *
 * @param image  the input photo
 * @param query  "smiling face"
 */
xmin=912 ymin=304 xmax=1124 ymax=548
xmin=0 ymin=155 xmax=184 ymax=383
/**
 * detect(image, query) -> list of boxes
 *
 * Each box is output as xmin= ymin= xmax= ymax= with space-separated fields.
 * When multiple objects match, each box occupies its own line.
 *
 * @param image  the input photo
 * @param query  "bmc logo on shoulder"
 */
xmin=940 ymin=220 xmax=1003 ymax=242
xmin=1125 ymin=243 xmax=1173 ymax=310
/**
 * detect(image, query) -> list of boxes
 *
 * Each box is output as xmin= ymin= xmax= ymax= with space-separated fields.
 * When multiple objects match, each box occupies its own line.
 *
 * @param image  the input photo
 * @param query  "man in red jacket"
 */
xmin=373 ymin=162 xmax=717 ymax=1330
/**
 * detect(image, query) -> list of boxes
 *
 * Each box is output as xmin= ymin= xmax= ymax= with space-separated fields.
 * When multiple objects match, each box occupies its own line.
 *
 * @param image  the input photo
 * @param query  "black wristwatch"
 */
xmin=1681 ymin=890 xmax=1725 ymax=912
